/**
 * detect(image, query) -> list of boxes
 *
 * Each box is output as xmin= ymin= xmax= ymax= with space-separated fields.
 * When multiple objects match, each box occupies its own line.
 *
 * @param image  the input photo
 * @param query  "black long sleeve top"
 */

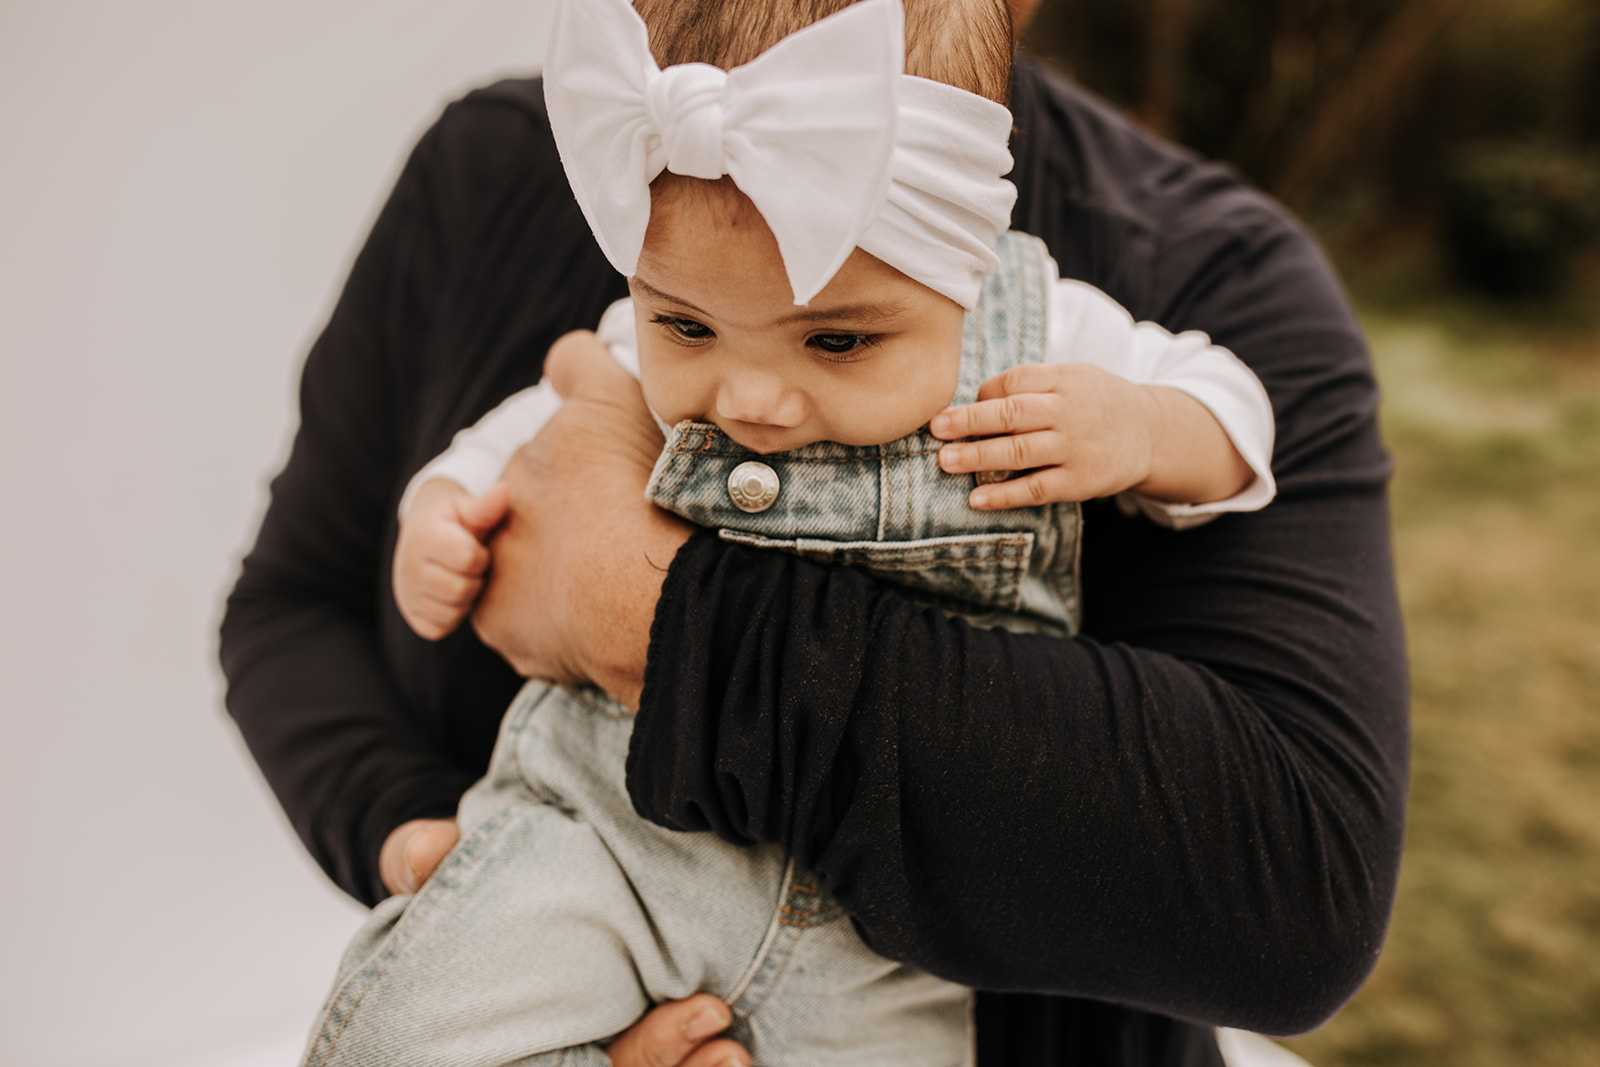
xmin=220 ymin=57 xmax=1407 ymax=1066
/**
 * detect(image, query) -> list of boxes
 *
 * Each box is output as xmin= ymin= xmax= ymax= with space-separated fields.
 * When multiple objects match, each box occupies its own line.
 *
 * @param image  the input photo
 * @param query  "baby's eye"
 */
xmin=808 ymin=333 xmax=876 ymax=360
xmin=652 ymin=315 xmax=714 ymax=343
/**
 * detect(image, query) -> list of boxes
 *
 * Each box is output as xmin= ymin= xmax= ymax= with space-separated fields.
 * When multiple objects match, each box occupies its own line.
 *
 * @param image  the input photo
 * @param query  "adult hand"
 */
xmin=472 ymin=331 xmax=692 ymax=710
xmin=378 ymin=818 xmax=460 ymax=896
xmin=606 ymin=995 xmax=750 ymax=1067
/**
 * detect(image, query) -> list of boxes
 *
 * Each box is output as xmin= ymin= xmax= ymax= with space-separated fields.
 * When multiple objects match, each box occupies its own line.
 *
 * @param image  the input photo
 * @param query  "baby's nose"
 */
xmin=717 ymin=372 xmax=804 ymax=427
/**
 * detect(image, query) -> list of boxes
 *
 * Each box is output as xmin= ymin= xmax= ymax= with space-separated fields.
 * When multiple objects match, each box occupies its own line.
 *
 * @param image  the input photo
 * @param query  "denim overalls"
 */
xmin=303 ymin=233 xmax=1081 ymax=1067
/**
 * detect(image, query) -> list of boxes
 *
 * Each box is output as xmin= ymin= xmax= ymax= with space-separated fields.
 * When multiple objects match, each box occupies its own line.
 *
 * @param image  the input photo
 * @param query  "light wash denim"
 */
xmin=302 ymin=233 xmax=1080 ymax=1066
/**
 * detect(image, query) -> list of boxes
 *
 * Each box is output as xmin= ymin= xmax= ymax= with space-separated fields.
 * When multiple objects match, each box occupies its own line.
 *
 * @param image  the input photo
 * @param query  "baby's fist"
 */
xmin=393 ymin=480 xmax=510 ymax=640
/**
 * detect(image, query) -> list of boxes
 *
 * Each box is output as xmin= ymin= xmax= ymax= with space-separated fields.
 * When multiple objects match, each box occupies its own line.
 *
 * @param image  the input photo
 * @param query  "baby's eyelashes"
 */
xmin=806 ymin=333 xmax=877 ymax=361
xmin=651 ymin=315 xmax=714 ymax=343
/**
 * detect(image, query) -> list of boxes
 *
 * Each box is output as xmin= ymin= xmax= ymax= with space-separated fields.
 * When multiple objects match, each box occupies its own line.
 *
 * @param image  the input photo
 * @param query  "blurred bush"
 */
xmin=1442 ymin=141 xmax=1600 ymax=296
xmin=1022 ymin=0 xmax=1600 ymax=296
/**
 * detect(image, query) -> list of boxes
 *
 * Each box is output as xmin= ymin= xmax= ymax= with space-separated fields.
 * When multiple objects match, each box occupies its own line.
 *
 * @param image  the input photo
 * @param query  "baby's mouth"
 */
xmin=711 ymin=419 xmax=808 ymax=456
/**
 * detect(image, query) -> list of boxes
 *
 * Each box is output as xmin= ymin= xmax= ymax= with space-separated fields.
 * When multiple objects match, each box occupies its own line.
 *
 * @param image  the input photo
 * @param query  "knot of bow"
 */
xmin=544 ymin=0 xmax=905 ymax=305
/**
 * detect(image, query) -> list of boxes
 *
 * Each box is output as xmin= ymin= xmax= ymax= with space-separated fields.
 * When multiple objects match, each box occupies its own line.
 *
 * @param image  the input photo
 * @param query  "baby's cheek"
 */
xmin=841 ymin=345 xmax=962 ymax=444
xmin=912 ymin=343 xmax=963 ymax=422
xmin=634 ymin=349 xmax=691 ymax=426
xmin=845 ymin=388 xmax=955 ymax=445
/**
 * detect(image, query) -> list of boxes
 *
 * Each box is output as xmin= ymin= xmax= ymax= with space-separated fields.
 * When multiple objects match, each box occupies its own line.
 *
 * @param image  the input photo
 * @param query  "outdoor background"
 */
xmin=0 ymin=1 xmax=1595 ymax=1065
xmin=1023 ymin=1 xmax=1600 ymax=1064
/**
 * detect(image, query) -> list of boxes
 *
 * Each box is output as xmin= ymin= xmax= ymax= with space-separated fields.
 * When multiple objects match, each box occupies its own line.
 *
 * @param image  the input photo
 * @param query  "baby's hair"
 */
xmin=632 ymin=0 xmax=1014 ymax=106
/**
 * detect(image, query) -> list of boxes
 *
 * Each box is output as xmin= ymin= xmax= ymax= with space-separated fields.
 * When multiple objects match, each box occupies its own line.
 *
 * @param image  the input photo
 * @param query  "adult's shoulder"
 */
xmin=434 ymin=74 xmax=554 ymax=149
xmin=1009 ymin=57 xmax=1327 ymax=330
xmin=392 ymin=75 xmax=578 ymax=254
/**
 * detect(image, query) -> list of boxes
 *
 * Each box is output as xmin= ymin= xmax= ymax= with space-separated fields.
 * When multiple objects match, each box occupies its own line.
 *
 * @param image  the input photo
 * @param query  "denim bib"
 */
xmin=646 ymin=232 xmax=1080 ymax=636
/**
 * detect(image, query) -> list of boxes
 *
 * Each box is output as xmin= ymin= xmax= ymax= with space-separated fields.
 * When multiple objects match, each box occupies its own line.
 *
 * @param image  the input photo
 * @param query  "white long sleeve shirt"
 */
xmin=403 ymin=276 xmax=1276 ymax=530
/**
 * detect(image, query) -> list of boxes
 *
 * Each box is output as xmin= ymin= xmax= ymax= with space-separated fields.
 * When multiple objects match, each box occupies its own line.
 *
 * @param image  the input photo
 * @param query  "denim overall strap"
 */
xmin=646 ymin=232 xmax=1081 ymax=635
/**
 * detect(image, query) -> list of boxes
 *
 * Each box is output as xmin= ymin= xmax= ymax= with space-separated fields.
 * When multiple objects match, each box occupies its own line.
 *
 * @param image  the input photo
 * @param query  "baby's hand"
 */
xmin=930 ymin=362 xmax=1159 ymax=510
xmin=393 ymin=479 xmax=510 ymax=640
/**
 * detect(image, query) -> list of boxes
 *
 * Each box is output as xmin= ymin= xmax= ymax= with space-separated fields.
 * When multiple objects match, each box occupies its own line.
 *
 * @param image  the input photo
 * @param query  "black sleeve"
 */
xmin=219 ymin=85 xmax=622 ymax=906
xmin=219 ymin=117 xmax=462 ymax=905
xmin=626 ymin=193 xmax=1408 ymax=1036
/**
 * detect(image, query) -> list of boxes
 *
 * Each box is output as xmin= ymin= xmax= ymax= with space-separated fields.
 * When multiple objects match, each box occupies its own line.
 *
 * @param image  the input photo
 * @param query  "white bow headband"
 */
xmin=543 ymin=0 xmax=1017 ymax=309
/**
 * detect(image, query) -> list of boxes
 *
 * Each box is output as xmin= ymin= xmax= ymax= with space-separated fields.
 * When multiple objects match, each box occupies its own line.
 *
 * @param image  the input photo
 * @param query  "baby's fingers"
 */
xmin=403 ymin=571 xmax=483 ymax=640
xmin=929 ymin=391 xmax=1059 ymax=441
xmin=399 ymin=594 xmax=471 ymax=641
xmin=973 ymin=363 xmax=1075 ymax=403
xmin=419 ymin=559 xmax=485 ymax=608
xmin=938 ymin=429 xmax=1066 ymax=477
xmin=430 ymin=529 xmax=493 ymax=577
xmin=968 ymin=467 xmax=1086 ymax=510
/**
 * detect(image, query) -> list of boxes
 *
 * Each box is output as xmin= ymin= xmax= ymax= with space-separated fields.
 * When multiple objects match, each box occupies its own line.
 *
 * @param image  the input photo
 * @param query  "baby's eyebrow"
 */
xmin=773 ymin=300 xmax=908 ymax=326
xmin=630 ymin=273 xmax=907 ymax=326
xmin=629 ymin=275 xmax=708 ymax=314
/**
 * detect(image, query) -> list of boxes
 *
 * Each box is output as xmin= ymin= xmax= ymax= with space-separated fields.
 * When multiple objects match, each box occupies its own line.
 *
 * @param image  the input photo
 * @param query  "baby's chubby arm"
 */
xmin=932 ymin=277 xmax=1276 ymax=523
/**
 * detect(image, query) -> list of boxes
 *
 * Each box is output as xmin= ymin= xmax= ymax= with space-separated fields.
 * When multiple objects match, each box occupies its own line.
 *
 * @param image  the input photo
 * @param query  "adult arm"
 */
xmin=619 ymin=204 xmax=1407 ymax=1035
xmin=220 ymin=84 xmax=627 ymax=905
xmin=220 ymin=116 xmax=471 ymax=902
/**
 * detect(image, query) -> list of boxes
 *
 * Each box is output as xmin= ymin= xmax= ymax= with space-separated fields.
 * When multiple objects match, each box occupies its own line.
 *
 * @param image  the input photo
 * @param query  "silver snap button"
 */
xmin=727 ymin=461 xmax=780 ymax=513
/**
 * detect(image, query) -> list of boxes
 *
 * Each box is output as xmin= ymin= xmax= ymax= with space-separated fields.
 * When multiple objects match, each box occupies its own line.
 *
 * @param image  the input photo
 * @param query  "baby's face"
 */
xmin=630 ymin=189 xmax=965 ymax=454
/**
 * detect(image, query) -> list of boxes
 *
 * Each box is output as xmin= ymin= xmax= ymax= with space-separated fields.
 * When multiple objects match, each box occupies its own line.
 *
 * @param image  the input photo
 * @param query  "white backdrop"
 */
xmin=0 ymin=3 xmax=555 ymax=1064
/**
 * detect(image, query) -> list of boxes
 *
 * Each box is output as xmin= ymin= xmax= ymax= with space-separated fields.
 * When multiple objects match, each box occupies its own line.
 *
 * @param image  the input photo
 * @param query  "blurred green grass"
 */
xmin=1281 ymin=289 xmax=1600 ymax=1066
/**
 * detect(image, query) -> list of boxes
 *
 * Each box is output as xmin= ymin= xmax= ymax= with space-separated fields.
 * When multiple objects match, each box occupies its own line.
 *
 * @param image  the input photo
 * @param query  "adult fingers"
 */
xmin=379 ymin=818 xmax=460 ymax=896
xmin=676 ymin=1039 xmax=751 ymax=1067
xmin=544 ymin=330 xmax=635 ymax=400
xmin=404 ymin=820 xmax=460 ymax=888
xmin=536 ymin=331 xmax=663 ymax=471
xmin=605 ymin=996 xmax=748 ymax=1067
xmin=938 ymin=429 xmax=1067 ymax=476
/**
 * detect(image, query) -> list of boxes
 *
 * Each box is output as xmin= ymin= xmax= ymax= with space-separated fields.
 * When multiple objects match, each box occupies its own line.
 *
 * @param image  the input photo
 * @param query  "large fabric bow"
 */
xmin=544 ymin=0 xmax=904 ymax=305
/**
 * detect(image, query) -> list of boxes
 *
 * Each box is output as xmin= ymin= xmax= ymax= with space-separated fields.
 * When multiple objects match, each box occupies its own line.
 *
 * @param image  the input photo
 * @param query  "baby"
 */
xmin=302 ymin=1 xmax=1274 ymax=1065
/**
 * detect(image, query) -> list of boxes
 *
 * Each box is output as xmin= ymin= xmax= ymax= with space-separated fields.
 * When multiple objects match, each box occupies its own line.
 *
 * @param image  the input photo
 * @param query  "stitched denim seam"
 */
xmin=883 ymin=451 xmax=896 ymax=543
xmin=900 ymin=454 xmax=913 ymax=540
xmin=725 ymin=530 xmax=1032 ymax=550
xmin=510 ymin=685 xmax=558 ymax=792
xmin=733 ymin=875 xmax=836 ymax=1020
xmin=733 ymin=926 xmax=803 ymax=1021
xmin=670 ymin=446 xmax=944 ymax=463
xmin=502 ymin=680 xmax=553 ymax=739
xmin=568 ymin=686 xmax=632 ymax=722
xmin=307 ymin=806 xmax=517 ymax=1066
xmin=845 ymin=558 xmax=1024 ymax=574
xmin=725 ymin=858 xmax=796 ymax=1010
xmin=886 ymin=451 xmax=900 ymax=540
xmin=812 ymin=540 xmax=1031 ymax=568
xmin=777 ymin=876 xmax=842 ymax=929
